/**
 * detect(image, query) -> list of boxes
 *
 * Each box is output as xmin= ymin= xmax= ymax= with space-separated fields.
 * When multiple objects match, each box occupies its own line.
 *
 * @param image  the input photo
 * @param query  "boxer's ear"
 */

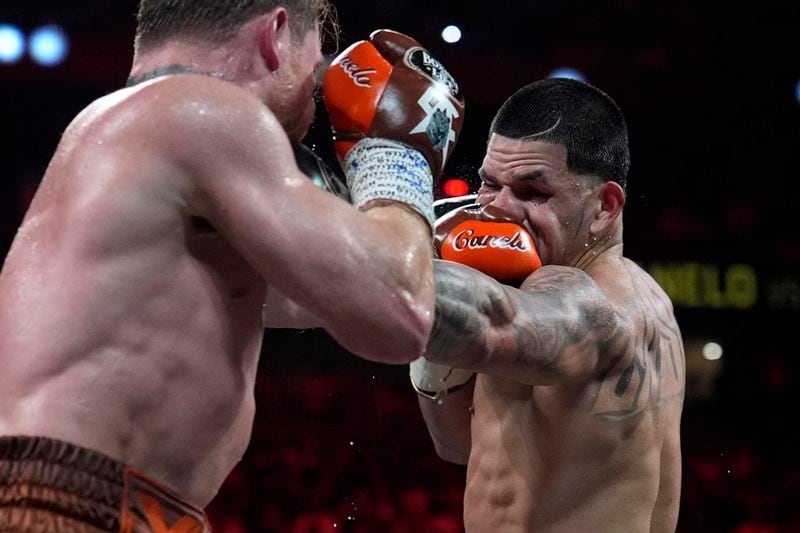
xmin=589 ymin=180 xmax=625 ymax=235
xmin=259 ymin=8 xmax=290 ymax=72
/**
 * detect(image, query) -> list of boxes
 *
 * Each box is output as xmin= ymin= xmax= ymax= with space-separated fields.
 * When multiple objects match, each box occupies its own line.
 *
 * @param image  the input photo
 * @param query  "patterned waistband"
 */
xmin=0 ymin=436 xmax=211 ymax=532
xmin=0 ymin=435 xmax=127 ymax=530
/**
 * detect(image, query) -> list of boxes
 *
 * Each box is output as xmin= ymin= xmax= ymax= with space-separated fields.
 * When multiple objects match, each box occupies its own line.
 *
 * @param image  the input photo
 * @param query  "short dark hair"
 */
xmin=135 ymin=0 xmax=335 ymax=51
xmin=490 ymin=78 xmax=630 ymax=191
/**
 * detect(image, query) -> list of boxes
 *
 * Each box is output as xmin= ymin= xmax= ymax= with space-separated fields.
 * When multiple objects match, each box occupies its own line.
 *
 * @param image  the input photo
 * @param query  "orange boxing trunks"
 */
xmin=0 ymin=436 xmax=210 ymax=532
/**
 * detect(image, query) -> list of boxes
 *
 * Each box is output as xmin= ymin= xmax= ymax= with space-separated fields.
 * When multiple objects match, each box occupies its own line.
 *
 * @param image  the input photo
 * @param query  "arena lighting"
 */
xmin=0 ymin=24 xmax=25 ymax=64
xmin=702 ymin=342 xmax=723 ymax=361
xmin=548 ymin=67 xmax=587 ymax=83
xmin=442 ymin=178 xmax=470 ymax=197
xmin=441 ymin=25 xmax=462 ymax=44
xmin=796 ymin=79 xmax=800 ymax=105
xmin=29 ymin=25 xmax=69 ymax=67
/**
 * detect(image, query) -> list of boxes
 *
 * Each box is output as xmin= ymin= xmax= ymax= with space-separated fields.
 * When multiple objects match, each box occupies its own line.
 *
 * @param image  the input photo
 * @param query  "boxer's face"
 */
xmin=273 ymin=24 xmax=324 ymax=140
xmin=477 ymin=134 xmax=600 ymax=266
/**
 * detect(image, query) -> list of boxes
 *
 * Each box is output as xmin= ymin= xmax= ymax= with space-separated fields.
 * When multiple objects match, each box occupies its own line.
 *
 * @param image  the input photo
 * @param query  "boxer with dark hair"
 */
xmin=134 ymin=0 xmax=333 ymax=47
xmin=412 ymin=78 xmax=685 ymax=532
xmin=0 ymin=0 xmax=464 ymax=529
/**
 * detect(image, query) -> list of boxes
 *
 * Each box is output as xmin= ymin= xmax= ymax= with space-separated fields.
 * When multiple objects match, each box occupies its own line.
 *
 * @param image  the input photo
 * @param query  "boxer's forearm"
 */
xmin=260 ymin=204 xmax=434 ymax=358
xmin=418 ymin=378 xmax=475 ymax=465
xmin=425 ymin=260 xmax=628 ymax=384
xmin=258 ymin=204 xmax=433 ymax=356
xmin=346 ymin=204 xmax=435 ymax=358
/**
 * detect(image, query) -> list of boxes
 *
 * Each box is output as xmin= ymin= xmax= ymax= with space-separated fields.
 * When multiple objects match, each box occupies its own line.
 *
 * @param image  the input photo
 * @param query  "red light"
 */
xmin=442 ymin=179 xmax=470 ymax=197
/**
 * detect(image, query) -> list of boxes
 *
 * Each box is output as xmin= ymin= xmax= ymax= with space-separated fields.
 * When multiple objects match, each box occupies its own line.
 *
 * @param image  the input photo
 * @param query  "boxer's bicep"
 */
xmin=507 ymin=267 xmax=631 ymax=384
xmin=426 ymin=262 xmax=630 ymax=384
xmin=162 ymin=89 xmax=433 ymax=362
xmin=175 ymin=94 xmax=344 ymax=279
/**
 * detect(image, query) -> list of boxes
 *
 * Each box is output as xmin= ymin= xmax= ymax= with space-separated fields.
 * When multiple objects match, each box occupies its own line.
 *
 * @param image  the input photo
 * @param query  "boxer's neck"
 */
xmin=126 ymin=65 xmax=227 ymax=87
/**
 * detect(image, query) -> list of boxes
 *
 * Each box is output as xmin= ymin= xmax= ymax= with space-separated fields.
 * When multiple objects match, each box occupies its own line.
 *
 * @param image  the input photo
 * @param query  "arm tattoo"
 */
xmin=425 ymin=262 xmax=497 ymax=365
xmin=589 ymin=263 xmax=686 ymax=419
xmin=425 ymin=261 xmax=624 ymax=382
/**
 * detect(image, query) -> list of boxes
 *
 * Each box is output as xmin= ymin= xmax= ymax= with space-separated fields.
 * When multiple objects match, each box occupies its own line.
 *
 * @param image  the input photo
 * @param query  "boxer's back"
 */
xmin=0 ymin=77 xmax=267 ymax=506
xmin=465 ymin=258 xmax=685 ymax=532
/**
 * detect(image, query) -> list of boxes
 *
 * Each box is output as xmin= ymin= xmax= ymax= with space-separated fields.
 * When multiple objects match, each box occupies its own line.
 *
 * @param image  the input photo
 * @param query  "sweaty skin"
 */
xmin=0 ymin=72 xmax=435 ymax=505
xmin=418 ymin=135 xmax=685 ymax=533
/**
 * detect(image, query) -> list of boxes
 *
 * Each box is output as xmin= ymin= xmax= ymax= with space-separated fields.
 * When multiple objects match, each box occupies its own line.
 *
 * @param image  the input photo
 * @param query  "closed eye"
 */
xmin=518 ymin=188 xmax=551 ymax=202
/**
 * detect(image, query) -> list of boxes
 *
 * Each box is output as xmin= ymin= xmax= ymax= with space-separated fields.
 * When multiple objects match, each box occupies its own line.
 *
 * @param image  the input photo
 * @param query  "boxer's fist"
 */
xmin=322 ymin=29 xmax=464 ymax=180
xmin=292 ymin=142 xmax=350 ymax=201
xmin=435 ymin=204 xmax=542 ymax=285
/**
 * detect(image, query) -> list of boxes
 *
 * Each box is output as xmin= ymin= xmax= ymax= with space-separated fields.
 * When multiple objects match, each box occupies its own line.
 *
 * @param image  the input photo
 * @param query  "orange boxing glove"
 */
xmin=322 ymin=30 xmax=465 ymax=229
xmin=322 ymin=29 xmax=464 ymax=178
xmin=435 ymin=204 xmax=542 ymax=285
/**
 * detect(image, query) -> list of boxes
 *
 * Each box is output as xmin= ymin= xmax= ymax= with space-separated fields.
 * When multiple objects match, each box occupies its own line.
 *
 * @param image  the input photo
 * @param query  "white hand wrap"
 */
xmin=410 ymin=356 xmax=474 ymax=403
xmin=344 ymin=138 xmax=435 ymax=230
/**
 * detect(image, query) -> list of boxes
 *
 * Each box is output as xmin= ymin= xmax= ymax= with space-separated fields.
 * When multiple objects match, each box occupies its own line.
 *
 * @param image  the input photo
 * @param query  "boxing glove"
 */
xmin=322 ymin=30 xmax=465 ymax=228
xmin=410 ymin=203 xmax=541 ymax=401
xmin=435 ymin=203 xmax=542 ymax=286
xmin=292 ymin=142 xmax=350 ymax=201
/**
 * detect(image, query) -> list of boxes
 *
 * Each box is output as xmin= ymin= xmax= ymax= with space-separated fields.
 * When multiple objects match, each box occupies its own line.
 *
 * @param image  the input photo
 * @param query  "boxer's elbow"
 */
xmin=399 ymin=279 xmax=437 ymax=358
xmin=337 ymin=224 xmax=435 ymax=362
xmin=365 ymin=298 xmax=433 ymax=364
xmin=370 ymin=262 xmax=436 ymax=363
xmin=402 ymin=300 xmax=436 ymax=360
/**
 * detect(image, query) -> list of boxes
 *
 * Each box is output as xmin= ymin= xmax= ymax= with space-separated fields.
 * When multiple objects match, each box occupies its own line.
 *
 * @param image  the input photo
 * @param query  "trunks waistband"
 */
xmin=0 ymin=436 xmax=210 ymax=532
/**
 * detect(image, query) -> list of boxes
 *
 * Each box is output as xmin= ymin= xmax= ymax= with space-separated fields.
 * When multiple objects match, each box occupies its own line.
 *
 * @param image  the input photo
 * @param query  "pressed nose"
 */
xmin=488 ymin=187 xmax=525 ymax=222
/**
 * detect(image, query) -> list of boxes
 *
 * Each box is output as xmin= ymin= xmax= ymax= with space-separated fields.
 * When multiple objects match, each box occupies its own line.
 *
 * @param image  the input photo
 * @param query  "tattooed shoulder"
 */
xmin=588 ymin=269 xmax=686 ymax=419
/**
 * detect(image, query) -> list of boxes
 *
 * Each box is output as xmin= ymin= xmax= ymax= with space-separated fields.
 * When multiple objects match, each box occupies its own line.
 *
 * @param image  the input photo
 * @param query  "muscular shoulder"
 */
xmin=602 ymin=259 xmax=678 ymax=332
xmin=521 ymin=265 xmax=600 ymax=293
xmin=628 ymin=259 xmax=676 ymax=317
xmin=585 ymin=259 xmax=685 ymax=418
xmin=620 ymin=259 xmax=683 ymax=361
xmin=115 ymin=76 xmax=298 ymax=217
xmin=518 ymin=265 xmax=635 ymax=377
xmin=520 ymin=265 xmax=627 ymax=328
xmin=125 ymin=77 xmax=284 ymax=163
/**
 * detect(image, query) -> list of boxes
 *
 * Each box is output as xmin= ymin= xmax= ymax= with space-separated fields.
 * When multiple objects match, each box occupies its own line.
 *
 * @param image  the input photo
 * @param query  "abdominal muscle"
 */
xmin=0 ymin=207 xmax=267 ymax=508
xmin=464 ymin=376 xmax=538 ymax=532
xmin=463 ymin=375 xmax=659 ymax=533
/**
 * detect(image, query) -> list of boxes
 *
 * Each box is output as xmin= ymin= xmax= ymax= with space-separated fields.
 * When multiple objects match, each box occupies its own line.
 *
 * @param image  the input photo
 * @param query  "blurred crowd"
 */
xmin=202 ymin=339 xmax=800 ymax=532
